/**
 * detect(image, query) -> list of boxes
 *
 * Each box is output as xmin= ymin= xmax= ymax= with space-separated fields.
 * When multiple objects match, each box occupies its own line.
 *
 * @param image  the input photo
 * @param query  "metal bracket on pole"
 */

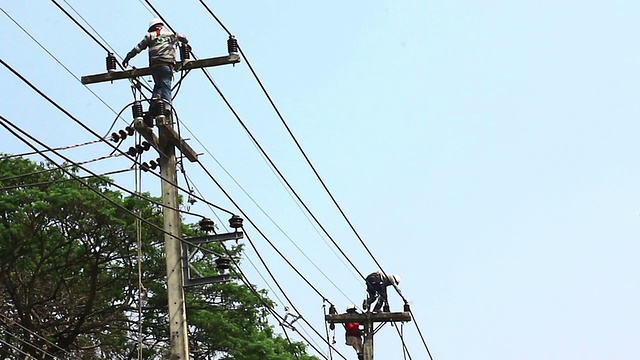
xmin=182 ymin=231 xmax=244 ymax=287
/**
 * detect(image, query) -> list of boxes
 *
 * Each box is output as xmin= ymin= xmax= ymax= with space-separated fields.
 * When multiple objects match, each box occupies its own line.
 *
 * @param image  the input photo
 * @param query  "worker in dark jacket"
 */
xmin=122 ymin=18 xmax=188 ymax=104
xmin=363 ymin=271 xmax=402 ymax=312
xmin=343 ymin=304 xmax=363 ymax=360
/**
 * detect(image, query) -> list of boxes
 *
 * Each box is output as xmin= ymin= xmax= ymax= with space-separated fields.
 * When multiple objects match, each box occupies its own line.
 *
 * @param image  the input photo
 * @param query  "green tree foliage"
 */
xmin=0 ymin=155 xmax=318 ymax=359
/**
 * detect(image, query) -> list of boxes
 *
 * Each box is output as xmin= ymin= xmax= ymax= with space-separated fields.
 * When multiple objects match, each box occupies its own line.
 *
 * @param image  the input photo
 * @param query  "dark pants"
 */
xmin=364 ymin=273 xmax=387 ymax=312
xmin=151 ymin=65 xmax=173 ymax=103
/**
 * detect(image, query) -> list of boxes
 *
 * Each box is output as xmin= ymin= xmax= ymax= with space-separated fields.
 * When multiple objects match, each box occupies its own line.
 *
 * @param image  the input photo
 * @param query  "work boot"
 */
xmin=357 ymin=353 xmax=363 ymax=360
xmin=362 ymin=299 xmax=368 ymax=311
xmin=383 ymin=305 xmax=390 ymax=312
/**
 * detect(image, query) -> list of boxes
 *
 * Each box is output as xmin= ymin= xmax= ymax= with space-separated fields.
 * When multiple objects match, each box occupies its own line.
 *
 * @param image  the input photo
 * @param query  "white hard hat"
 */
xmin=387 ymin=274 xmax=401 ymax=285
xmin=148 ymin=18 xmax=163 ymax=31
xmin=346 ymin=304 xmax=356 ymax=312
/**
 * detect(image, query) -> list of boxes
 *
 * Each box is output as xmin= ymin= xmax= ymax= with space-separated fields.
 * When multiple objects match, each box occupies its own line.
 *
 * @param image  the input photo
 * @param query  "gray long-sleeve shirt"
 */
xmin=125 ymin=28 xmax=188 ymax=66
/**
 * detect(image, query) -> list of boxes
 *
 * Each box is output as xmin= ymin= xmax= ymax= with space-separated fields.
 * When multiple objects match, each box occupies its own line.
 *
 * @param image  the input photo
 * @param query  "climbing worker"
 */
xmin=343 ymin=304 xmax=363 ymax=360
xmin=362 ymin=271 xmax=402 ymax=312
xmin=122 ymin=18 xmax=189 ymax=107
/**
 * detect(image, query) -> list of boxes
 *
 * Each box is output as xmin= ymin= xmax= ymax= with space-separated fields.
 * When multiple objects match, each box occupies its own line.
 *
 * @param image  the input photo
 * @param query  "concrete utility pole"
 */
xmin=82 ymin=51 xmax=240 ymax=360
xmin=326 ymin=308 xmax=412 ymax=360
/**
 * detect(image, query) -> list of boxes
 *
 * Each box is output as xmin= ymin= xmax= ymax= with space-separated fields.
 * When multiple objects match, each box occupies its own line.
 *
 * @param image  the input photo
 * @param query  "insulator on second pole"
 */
xmin=228 ymin=215 xmax=243 ymax=229
xmin=227 ymin=35 xmax=238 ymax=55
xmin=106 ymin=52 xmax=116 ymax=72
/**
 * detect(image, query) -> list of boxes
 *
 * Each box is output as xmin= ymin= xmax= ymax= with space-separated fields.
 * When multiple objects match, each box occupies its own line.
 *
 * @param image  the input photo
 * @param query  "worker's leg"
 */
xmin=364 ymin=282 xmax=377 ymax=310
xmin=346 ymin=336 xmax=363 ymax=355
xmin=363 ymin=273 xmax=381 ymax=310
xmin=373 ymin=286 xmax=388 ymax=312
xmin=151 ymin=65 xmax=173 ymax=103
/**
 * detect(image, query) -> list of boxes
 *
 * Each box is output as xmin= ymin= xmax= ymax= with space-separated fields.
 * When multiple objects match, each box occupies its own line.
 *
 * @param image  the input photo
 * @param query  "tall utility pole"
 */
xmin=326 ymin=306 xmax=412 ymax=360
xmin=82 ymin=49 xmax=240 ymax=359
xmin=158 ymin=113 xmax=189 ymax=358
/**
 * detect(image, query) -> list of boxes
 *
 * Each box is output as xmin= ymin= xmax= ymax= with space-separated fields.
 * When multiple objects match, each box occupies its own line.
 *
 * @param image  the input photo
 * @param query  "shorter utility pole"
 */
xmin=326 ymin=306 xmax=411 ymax=360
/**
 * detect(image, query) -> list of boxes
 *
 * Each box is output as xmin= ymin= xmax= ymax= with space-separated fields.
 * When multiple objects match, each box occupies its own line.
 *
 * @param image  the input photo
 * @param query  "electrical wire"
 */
xmin=0 ymin=138 xmax=104 ymax=159
xmin=0 ymin=168 xmax=133 ymax=191
xmin=0 ymin=152 xmax=117 ymax=182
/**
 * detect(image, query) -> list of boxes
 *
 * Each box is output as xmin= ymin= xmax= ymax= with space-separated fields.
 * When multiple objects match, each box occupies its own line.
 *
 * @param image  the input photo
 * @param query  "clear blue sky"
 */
xmin=1 ymin=1 xmax=639 ymax=359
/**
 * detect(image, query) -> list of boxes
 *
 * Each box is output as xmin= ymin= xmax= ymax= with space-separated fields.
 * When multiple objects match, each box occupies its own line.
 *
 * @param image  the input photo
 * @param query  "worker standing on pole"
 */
xmin=122 ymin=18 xmax=188 ymax=109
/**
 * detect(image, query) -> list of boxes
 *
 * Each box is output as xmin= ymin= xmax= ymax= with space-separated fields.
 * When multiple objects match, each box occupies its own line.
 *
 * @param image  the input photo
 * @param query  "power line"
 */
xmin=0 ymin=138 xmax=104 ymax=159
xmin=0 ymin=168 xmax=133 ymax=191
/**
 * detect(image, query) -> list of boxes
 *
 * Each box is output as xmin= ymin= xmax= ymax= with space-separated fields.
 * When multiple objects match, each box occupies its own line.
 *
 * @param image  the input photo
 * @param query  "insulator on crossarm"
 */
xmin=141 ymin=141 xmax=151 ymax=151
xmin=228 ymin=215 xmax=243 ymax=230
xmin=199 ymin=217 xmax=215 ymax=232
xmin=150 ymin=100 xmax=165 ymax=118
xmin=106 ymin=52 xmax=116 ymax=72
xmin=215 ymin=257 xmax=232 ymax=271
xmin=180 ymin=44 xmax=191 ymax=62
xmin=227 ymin=35 xmax=238 ymax=55
xmin=126 ymin=126 xmax=135 ymax=135
xmin=132 ymin=101 xmax=143 ymax=119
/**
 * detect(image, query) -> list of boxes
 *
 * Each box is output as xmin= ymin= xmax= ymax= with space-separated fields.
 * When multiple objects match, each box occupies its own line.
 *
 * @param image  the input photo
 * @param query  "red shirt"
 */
xmin=344 ymin=322 xmax=361 ymax=337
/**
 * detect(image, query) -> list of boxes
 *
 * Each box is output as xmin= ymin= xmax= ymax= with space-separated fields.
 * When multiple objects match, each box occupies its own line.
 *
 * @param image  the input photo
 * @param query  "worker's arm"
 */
xmin=123 ymin=35 xmax=150 ymax=67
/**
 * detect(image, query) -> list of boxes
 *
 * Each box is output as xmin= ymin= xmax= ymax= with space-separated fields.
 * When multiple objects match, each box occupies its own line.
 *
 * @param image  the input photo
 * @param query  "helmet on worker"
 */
xmin=148 ymin=18 xmax=164 ymax=32
xmin=387 ymin=274 xmax=401 ymax=285
xmin=346 ymin=304 xmax=357 ymax=313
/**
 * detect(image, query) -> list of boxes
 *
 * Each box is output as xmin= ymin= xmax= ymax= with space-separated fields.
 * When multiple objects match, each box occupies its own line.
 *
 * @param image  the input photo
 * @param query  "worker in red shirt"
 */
xmin=343 ymin=304 xmax=363 ymax=360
